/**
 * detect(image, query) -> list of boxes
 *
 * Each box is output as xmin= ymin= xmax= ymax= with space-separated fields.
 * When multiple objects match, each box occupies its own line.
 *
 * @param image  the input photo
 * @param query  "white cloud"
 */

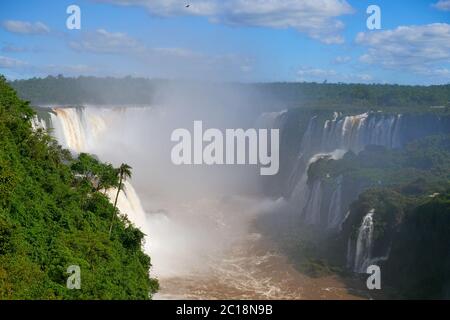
xmin=96 ymin=0 xmax=354 ymax=44
xmin=433 ymin=0 xmax=450 ymax=11
xmin=67 ymin=28 xmax=254 ymax=79
xmin=333 ymin=55 xmax=351 ymax=64
xmin=0 ymin=56 xmax=103 ymax=77
xmin=2 ymin=20 xmax=50 ymax=34
xmin=69 ymin=29 xmax=145 ymax=53
xmin=297 ymin=67 xmax=372 ymax=83
xmin=356 ymin=23 xmax=450 ymax=78
xmin=69 ymin=29 xmax=204 ymax=58
xmin=416 ymin=67 xmax=450 ymax=78
xmin=0 ymin=55 xmax=27 ymax=68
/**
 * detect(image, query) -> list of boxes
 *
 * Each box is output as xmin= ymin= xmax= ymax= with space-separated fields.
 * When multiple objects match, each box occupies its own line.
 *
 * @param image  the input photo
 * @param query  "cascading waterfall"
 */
xmin=288 ymin=111 xmax=404 ymax=162
xmin=256 ymin=109 xmax=446 ymax=278
xmin=284 ymin=116 xmax=318 ymax=196
xmin=290 ymin=150 xmax=346 ymax=227
xmin=50 ymin=107 xmax=107 ymax=153
xmin=48 ymin=106 xmax=153 ymax=255
xmin=302 ymin=180 xmax=322 ymax=225
xmin=352 ymin=209 xmax=375 ymax=273
xmin=285 ymin=112 xmax=404 ymax=229
xmin=254 ymin=110 xmax=410 ymax=231
xmin=297 ymin=115 xmax=318 ymax=160
xmin=320 ymin=113 xmax=403 ymax=154
xmin=106 ymin=181 xmax=149 ymax=236
xmin=50 ymin=106 xmax=156 ymax=153
xmin=327 ymin=175 xmax=343 ymax=230
xmin=255 ymin=110 xmax=287 ymax=129
xmin=31 ymin=115 xmax=47 ymax=131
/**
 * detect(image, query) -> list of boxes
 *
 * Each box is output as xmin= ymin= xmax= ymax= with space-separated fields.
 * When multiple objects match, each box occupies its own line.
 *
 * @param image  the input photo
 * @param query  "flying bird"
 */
xmin=185 ymin=4 xmax=190 ymax=8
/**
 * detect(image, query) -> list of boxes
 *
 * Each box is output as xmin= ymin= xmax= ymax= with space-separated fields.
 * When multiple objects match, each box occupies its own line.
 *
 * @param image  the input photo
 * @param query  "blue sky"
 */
xmin=0 ymin=0 xmax=449 ymax=84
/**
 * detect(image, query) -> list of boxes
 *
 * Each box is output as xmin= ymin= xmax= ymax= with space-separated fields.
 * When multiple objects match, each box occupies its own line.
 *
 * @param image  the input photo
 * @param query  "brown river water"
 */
xmin=146 ymin=196 xmax=366 ymax=300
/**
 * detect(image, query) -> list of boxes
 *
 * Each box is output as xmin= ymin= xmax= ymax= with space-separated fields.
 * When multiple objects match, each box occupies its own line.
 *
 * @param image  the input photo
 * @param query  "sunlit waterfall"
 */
xmin=321 ymin=113 xmax=403 ymax=153
xmin=50 ymin=107 xmax=107 ymax=153
xmin=282 ymin=111 xmax=404 ymax=229
xmin=106 ymin=181 xmax=150 ymax=236
xmin=49 ymin=106 xmax=153 ymax=255
xmin=352 ymin=209 xmax=375 ymax=273
xmin=257 ymin=110 xmax=406 ymax=232
xmin=289 ymin=112 xmax=403 ymax=163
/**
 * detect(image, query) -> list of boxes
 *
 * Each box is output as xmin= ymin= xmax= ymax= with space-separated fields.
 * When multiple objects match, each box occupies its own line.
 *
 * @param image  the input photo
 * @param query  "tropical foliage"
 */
xmin=0 ymin=75 xmax=158 ymax=299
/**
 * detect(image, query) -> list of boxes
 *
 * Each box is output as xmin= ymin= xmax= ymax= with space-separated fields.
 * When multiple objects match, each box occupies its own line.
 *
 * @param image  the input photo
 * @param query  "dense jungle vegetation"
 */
xmin=0 ymin=75 xmax=158 ymax=299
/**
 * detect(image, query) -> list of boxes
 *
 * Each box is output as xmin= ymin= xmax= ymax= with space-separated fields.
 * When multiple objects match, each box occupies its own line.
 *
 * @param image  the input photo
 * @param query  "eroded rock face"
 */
xmin=257 ymin=109 xmax=450 ymax=297
xmin=259 ymin=109 xmax=449 ymax=228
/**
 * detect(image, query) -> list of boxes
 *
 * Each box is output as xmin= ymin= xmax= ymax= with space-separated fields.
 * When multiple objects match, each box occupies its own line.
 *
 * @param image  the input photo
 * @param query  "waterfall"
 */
xmin=286 ymin=111 xmax=404 ymax=228
xmin=255 ymin=110 xmax=287 ymax=129
xmin=50 ymin=106 xmax=157 ymax=154
xmin=289 ymin=111 xmax=405 ymax=165
xmin=285 ymin=116 xmax=317 ymax=195
xmin=391 ymin=114 xmax=403 ymax=148
xmin=320 ymin=112 xmax=403 ymax=154
xmin=327 ymin=175 xmax=343 ymax=230
xmin=299 ymin=116 xmax=318 ymax=157
xmin=257 ymin=110 xmax=407 ymax=231
xmin=353 ymin=209 xmax=375 ymax=273
xmin=290 ymin=150 xmax=345 ymax=226
xmin=49 ymin=106 xmax=152 ymax=253
xmin=106 ymin=181 xmax=149 ymax=235
xmin=302 ymin=180 xmax=322 ymax=225
xmin=31 ymin=115 xmax=47 ymax=131
xmin=50 ymin=107 xmax=108 ymax=153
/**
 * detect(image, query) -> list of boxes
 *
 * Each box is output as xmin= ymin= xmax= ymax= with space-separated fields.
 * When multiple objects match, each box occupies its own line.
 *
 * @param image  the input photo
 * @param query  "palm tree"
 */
xmin=109 ymin=163 xmax=132 ymax=236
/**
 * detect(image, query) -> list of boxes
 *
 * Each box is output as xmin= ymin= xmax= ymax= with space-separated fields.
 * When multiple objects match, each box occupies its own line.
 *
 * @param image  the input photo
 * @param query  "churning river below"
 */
xmin=145 ymin=196 xmax=364 ymax=300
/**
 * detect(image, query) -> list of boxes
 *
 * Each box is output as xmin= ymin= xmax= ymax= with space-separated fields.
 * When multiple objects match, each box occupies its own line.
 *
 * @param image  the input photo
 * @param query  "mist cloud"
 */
xmin=2 ymin=20 xmax=50 ymax=35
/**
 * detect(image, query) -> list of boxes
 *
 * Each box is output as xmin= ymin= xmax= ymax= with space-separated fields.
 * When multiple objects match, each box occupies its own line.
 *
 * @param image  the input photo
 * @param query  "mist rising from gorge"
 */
xmin=48 ymin=82 xmax=291 ymax=292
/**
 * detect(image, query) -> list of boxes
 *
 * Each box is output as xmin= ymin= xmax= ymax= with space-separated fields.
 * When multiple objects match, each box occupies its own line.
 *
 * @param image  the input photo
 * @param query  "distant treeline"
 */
xmin=9 ymin=75 xmax=450 ymax=112
xmin=254 ymin=82 xmax=450 ymax=112
xmin=10 ymin=76 xmax=166 ymax=106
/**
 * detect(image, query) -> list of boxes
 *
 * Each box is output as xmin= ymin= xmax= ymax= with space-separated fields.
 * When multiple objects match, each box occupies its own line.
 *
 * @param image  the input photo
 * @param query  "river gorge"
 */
xmin=31 ymin=103 xmax=449 ymax=299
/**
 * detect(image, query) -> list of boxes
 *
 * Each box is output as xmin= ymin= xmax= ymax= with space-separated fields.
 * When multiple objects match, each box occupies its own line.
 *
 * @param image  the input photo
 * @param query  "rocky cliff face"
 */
xmin=258 ymin=109 xmax=450 ymax=297
xmin=260 ymin=109 xmax=449 ymax=228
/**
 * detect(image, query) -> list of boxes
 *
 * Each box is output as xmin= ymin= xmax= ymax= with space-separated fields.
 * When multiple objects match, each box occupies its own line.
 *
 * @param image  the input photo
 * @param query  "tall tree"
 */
xmin=109 ymin=163 xmax=132 ymax=236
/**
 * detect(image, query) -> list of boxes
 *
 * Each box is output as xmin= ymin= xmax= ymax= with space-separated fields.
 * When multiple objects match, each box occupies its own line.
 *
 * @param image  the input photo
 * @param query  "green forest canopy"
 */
xmin=0 ymin=75 xmax=158 ymax=299
xmin=9 ymin=76 xmax=450 ymax=112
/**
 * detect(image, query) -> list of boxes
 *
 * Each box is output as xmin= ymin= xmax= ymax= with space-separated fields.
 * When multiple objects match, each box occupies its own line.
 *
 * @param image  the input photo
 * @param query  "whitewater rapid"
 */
xmin=150 ymin=195 xmax=360 ymax=300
